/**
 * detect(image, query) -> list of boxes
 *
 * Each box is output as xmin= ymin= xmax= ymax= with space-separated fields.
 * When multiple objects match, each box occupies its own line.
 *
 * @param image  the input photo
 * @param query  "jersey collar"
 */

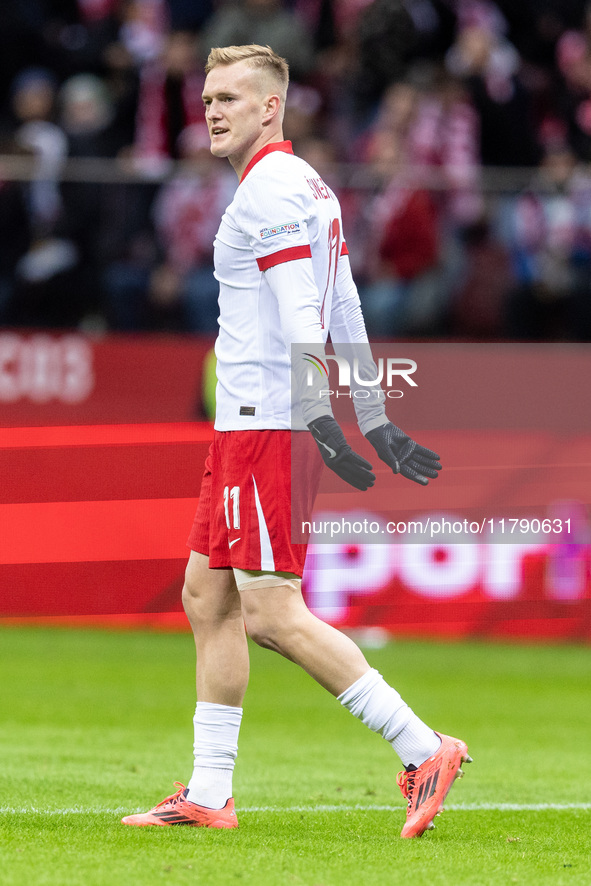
xmin=240 ymin=140 xmax=294 ymax=183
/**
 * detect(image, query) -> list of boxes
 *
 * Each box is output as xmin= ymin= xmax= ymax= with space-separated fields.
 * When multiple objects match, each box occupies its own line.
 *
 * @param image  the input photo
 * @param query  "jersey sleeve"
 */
xmin=329 ymin=252 xmax=368 ymax=343
xmin=265 ymin=256 xmax=334 ymax=427
xmin=237 ymin=169 xmax=313 ymax=271
xmin=329 ymin=254 xmax=387 ymax=435
xmin=239 ymin=167 xmax=336 ymax=427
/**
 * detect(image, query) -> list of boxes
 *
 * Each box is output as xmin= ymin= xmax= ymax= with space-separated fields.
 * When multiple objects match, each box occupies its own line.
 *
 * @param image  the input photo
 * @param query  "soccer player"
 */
xmin=121 ymin=44 xmax=470 ymax=839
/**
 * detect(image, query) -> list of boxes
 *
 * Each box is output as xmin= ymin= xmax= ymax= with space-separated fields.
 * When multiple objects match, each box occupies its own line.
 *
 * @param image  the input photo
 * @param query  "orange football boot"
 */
xmin=397 ymin=733 xmax=472 ymax=838
xmin=121 ymin=783 xmax=238 ymax=829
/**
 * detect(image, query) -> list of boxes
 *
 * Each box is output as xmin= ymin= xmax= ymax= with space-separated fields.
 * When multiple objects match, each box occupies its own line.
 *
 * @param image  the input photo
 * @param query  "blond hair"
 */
xmin=205 ymin=44 xmax=289 ymax=104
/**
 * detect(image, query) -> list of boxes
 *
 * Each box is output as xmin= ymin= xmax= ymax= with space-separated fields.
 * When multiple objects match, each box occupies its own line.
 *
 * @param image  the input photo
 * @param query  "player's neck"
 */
xmin=230 ymin=130 xmax=285 ymax=180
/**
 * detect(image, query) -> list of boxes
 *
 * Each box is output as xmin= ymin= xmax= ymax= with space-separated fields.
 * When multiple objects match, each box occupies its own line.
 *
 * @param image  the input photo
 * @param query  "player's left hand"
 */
xmin=365 ymin=422 xmax=441 ymax=486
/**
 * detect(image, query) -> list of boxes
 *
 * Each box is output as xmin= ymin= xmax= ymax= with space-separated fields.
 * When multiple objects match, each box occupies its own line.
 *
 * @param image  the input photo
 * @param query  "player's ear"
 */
xmin=262 ymin=94 xmax=281 ymax=125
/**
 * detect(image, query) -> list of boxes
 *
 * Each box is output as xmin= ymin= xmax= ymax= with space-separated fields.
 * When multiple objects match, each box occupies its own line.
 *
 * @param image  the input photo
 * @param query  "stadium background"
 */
xmin=0 ymin=0 xmax=590 ymax=637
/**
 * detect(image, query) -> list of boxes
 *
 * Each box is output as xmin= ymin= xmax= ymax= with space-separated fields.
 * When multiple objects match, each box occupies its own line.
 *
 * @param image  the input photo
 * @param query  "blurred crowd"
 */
xmin=2 ymin=0 xmax=591 ymax=339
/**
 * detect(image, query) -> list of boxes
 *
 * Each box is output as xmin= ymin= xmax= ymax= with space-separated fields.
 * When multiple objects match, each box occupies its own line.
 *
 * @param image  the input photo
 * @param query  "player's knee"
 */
xmin=182 ymin=580 xmax=208 ymax=631
xmin=181 ymin=577 xmax=199 ymax=613
xmin=182 ymin=563 xmax=237 ymax=627
xmin=182 ymin=563 xmax=205 ymax=610
xmin=237 ymin=572 xmax=305 ymax=651
xmin=242 ymin=603 xmax=307 ymax=653
xmin=242 ymin=612 xmax=280 ymax=651
xmin=240 ymin=596 xmax=285 ymax=649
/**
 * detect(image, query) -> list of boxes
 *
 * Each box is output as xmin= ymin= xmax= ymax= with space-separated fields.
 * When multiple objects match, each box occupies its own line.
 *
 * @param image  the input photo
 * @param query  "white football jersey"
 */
xmin=213 ymin=141 xmax=385 ymax=433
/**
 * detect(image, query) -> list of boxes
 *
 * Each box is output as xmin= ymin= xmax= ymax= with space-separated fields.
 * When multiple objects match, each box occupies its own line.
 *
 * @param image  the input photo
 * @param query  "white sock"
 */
xmin=338 ymin=669 xmax=440 ymax=768
xmin=186 ymin=702 xmax=242 ymax=809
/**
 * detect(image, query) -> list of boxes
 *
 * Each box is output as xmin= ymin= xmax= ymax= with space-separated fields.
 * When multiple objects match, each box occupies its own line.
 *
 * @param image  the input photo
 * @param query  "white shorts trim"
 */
xmin=252 ymin=473 xmax=275 ymax=571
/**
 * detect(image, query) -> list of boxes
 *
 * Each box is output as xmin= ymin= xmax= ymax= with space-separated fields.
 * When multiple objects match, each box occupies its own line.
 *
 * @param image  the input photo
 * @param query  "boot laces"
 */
xmin=155 ymin=782 xmax=186 ymax=810
xmin=396 ymin=769 xmax=416 ymax=805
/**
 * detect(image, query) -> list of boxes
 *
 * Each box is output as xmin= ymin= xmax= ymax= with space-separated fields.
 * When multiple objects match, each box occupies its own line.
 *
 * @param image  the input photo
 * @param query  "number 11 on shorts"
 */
xmin=223 ymin=485 xmax=240 ymax=530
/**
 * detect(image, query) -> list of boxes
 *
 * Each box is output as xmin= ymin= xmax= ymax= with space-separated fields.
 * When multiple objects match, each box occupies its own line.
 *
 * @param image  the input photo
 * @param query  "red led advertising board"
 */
xmin=1 ymin=333 xmax=589 ymax=640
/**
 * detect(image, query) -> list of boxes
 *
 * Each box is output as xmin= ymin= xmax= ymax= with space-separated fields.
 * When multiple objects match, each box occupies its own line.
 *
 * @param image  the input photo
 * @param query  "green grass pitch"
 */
xmin=0 ymin=625 xmax=590 ymax=886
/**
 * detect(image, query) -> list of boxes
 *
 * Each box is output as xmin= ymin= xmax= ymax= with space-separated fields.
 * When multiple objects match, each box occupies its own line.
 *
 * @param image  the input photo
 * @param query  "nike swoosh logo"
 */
xmin=229 ymin=538 xmax=241 ymax=548
xmin=316 ymin=439 xmax=337 ymax=459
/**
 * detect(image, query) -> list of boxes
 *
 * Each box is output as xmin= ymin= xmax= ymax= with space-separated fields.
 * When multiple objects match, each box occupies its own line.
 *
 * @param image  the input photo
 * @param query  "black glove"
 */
xmin=308 ymin=415 xmax=376 ymax=491
xmin=365 ymin=422 xmax=441 ymax=486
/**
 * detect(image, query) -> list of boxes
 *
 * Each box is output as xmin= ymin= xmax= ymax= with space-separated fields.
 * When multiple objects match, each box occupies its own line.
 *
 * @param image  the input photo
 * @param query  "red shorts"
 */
xmin=187 ymin=429 xmax=322 ymax=577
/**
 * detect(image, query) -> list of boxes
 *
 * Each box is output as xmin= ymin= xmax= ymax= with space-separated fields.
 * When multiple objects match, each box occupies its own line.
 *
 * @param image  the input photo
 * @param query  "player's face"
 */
xmin=202 ymin=61 xmax=277 ymax=172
